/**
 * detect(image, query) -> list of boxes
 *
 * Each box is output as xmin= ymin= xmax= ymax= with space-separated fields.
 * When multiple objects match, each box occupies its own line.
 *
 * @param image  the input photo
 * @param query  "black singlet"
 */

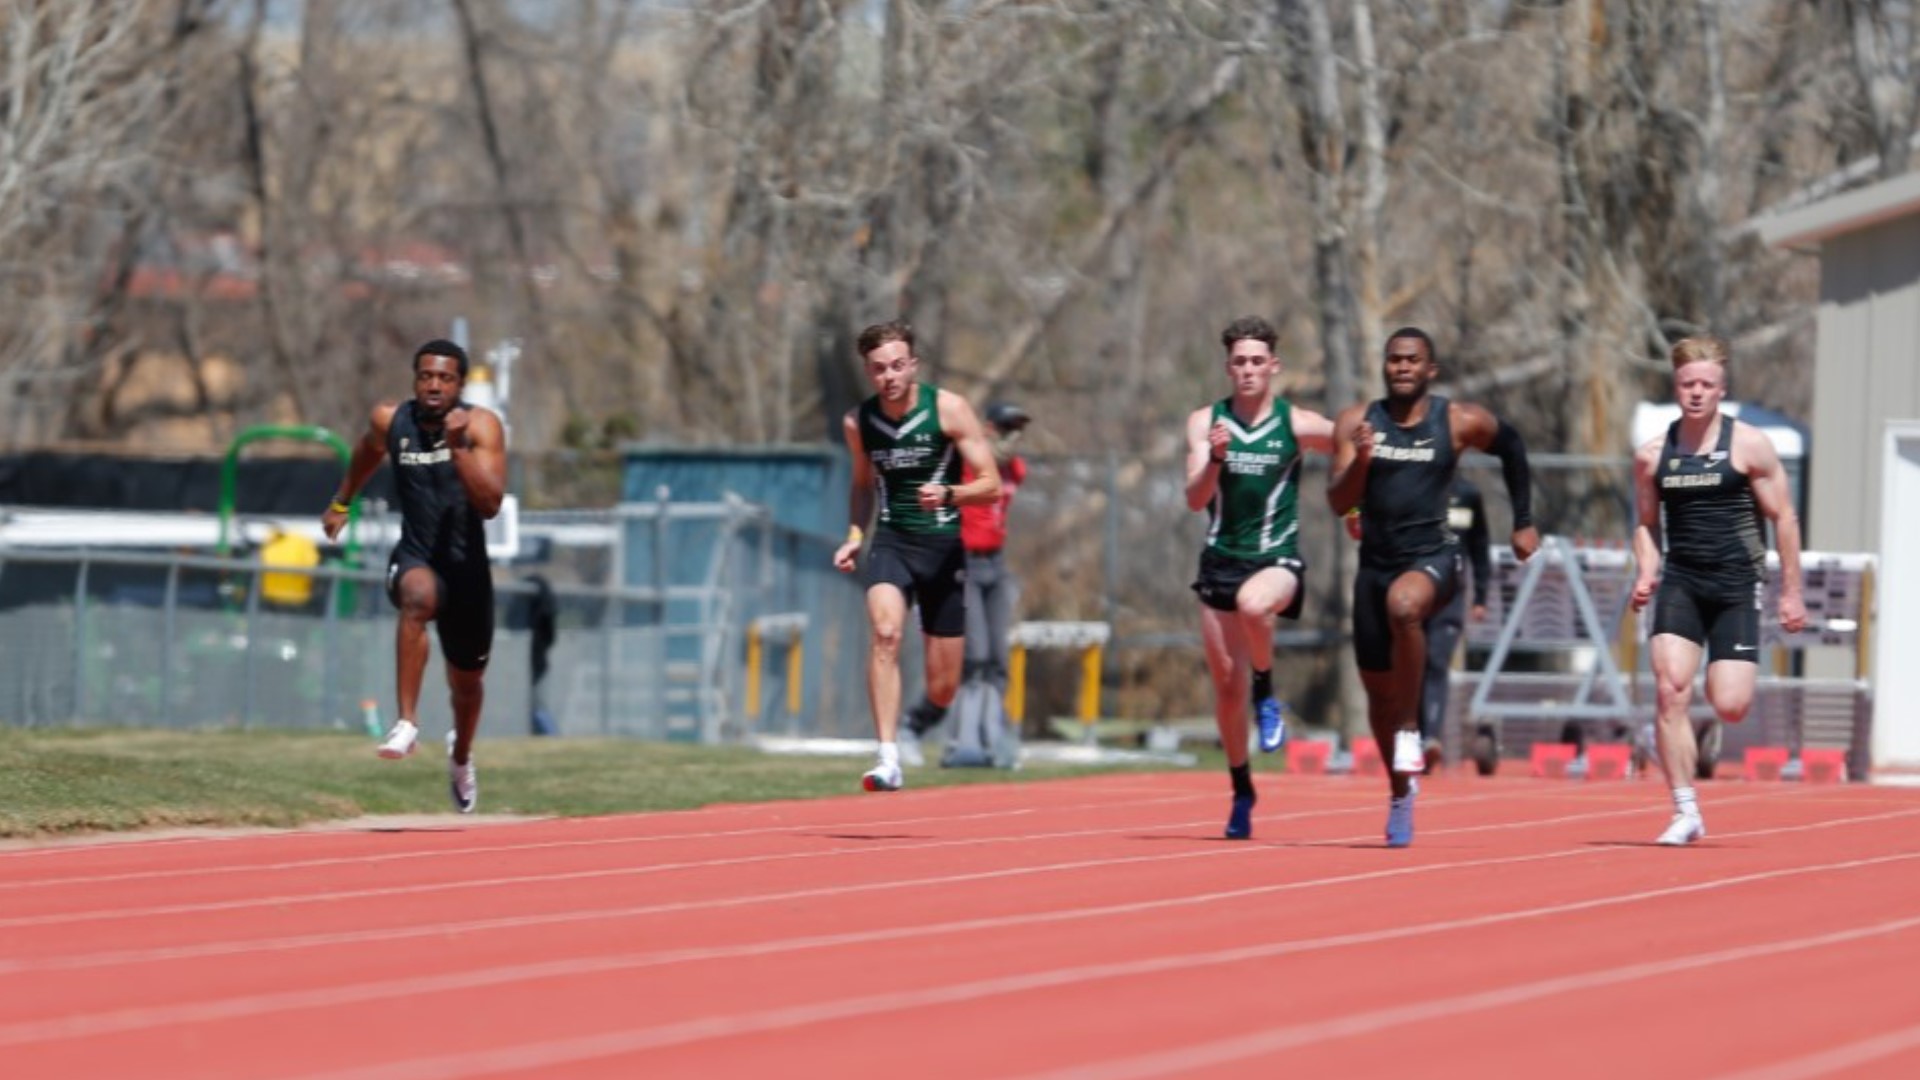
xmin=386 ymin=400 xmax=489 ymax=568
xmin=1654 ymin=415 xmax=1765 ymax=595
xmin=1358 ymin=396 xmax=1458 ymax=569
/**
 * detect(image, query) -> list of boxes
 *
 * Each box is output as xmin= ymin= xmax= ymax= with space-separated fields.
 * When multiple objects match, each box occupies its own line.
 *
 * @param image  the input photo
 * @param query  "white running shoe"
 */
xmin=1392 ymin=729 xmax=1425 ymax=774
xmin=1656 ymin=812 xmax=1704 ymax=846
xmin=447 ymin=731 xmax=477 ymax=814
xmin=377 ymin=719 xmax=419 ymax=760
xmin=862 ymin=759 xmax=904 ymax=792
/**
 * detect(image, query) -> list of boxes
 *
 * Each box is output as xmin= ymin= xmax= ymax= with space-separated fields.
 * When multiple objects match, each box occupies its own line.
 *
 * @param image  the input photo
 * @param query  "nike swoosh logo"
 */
xmin=1733 ymin=644 xmax=1754 ymax=653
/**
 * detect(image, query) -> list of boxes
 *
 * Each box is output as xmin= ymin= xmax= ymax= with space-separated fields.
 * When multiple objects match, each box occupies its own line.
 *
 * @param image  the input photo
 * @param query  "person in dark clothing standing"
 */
xmin=322 ymin=339 xmax=506 ymax=813
xmin=1419 ymin=474 xmax=1492 ymax=772
xmin=1630 ymin=335 xmax=1804 ymax=845
xmin=899 ymin=401 xmax=1030 ymax=764
xmin=1329 ymin=328 xmax=1538 ymax=847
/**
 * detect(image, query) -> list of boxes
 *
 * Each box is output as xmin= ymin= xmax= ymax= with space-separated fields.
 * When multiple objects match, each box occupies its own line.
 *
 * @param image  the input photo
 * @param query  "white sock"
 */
xmin=1673 ymin=786 xmax=1699 ymax=817
xmin=877 ymin=742 xmax=899 ymax=768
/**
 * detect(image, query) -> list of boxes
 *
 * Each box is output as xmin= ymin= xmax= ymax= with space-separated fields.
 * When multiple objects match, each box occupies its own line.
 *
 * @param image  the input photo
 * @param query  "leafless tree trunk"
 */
xmin=1844 ymin=0 xmax=1918 ymax=178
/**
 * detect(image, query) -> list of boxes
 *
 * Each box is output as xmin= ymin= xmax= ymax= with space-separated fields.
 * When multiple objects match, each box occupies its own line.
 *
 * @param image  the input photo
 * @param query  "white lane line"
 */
xmin=0 ymin=788 xmax=1860 ymax=944
xmin=0 ymin=797 xmax=1664 ymax=974
xmin=1707 ymin=1024 xmax=1920 ymax=1080
xmin=0 ymin=795 xmax=1214 ymax=892
xmin=0 ymin=793 xmax=1518 ymax=931
xmin=4 ymin=817 xmax=1915 ymax=1053
xmin=280 ymin=861 xmax=1920 ymax=1080
xmin=1013 ymin=916 xmax=1920 ymax=1080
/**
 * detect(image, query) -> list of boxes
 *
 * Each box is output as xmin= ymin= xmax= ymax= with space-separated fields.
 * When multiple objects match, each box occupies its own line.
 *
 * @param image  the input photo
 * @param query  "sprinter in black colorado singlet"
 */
xmin=1630 ymin=336 xmax=1805 ymax=847
xmin=1650 ymin=415 xmax=1768 ymax=660
xmin=1329 ymin=327 xmax=1539 ymax=848
xmin=1351 ymin=394 xmax=1465 ymax=675
xmin=322 ymin=340 xmax=508 ymax=814
xmin=384 ymin=398 xmax=496 ymax=671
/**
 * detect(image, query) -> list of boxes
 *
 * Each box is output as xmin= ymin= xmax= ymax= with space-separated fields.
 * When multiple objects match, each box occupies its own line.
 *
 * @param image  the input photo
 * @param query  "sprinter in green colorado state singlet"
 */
xmin=1184 ymin=317 xmax=1337 ymax=843
xmin=833 ymin=321 xmax=1003 ymax=795
xmin=1203 ymin=397 xmax=1303 ymax=562
xmin=857 ymin=382 xmax=960 ymax=536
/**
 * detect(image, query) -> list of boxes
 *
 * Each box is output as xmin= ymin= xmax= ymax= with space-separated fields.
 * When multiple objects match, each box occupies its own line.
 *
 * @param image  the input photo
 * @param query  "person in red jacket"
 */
xmin=901 ymin=402 xmax=1030 ymax=758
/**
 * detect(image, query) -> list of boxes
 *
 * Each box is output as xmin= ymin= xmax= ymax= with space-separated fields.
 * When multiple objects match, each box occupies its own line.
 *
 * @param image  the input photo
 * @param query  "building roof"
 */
xmin=1753 ymin=169 xmax=1920 ymax=251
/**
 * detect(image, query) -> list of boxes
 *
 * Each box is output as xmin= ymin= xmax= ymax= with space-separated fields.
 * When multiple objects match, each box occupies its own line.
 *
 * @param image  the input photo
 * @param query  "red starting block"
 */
xmin=1351 ymin=738 xmax=1385 ymax=777
xmin=1287 ymin=740 xmax=1332 ymax=775
xmin=1801 ymin=748 xmax=1848 ymax=784
xmin=1585 ymin=743 xmax=1632 ymax=781
xmin=1744 ymin=746 xmax=1791 ymax=781
xmin=1530 ymin=742 xmax=1578 ymax=779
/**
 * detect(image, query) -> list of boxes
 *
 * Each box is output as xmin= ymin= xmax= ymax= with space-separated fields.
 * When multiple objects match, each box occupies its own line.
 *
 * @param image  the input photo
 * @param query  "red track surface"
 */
xmin=3 ymin=771 xmax=1919 ymax=1079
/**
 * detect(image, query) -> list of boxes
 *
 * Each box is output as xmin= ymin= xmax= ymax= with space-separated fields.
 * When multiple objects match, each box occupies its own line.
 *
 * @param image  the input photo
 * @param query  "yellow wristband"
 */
xmin=846 ymin=525 xmax=864 ymax=546
xmin=329 ymin=499 xmax=352 ymax=515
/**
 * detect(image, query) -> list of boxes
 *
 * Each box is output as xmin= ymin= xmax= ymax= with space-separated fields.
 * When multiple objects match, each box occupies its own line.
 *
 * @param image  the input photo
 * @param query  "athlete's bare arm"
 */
xmin=1452 ymin=401 xmax=1540 ymax=562
xmin=1737 ymin=423 xmax=1807 ymax=633
xmin=1629 ymin=436 xmax=1664 ymax=613
xmin=933 ymin=391 xmax=1002 ymax=510
xmin=1326 ymin=403 xmax=1375 ymax=517
xmin=445 ymin=406 xmax=507 ymax=519
xmin=1183 ymin=406 xmax=1227 ymax=511
xmin=834 ymin=411 xmax=875 ymax=573
xmin=322 ymin=402 xmax=399 ymax=541
xmin=1290 ymin=405 xmax=1337 ymax=456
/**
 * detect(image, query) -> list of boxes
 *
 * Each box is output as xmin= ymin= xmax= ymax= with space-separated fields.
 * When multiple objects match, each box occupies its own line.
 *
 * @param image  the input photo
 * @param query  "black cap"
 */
xmin=985 ymin=402 xmax=1030 ymax=431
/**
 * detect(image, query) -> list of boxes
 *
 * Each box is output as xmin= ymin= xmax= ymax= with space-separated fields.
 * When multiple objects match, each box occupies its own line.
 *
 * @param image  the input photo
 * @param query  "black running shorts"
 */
xmin=1351 ymin=547 xmax=1462 ymax=672
xmin=387 ymin=554 xmax=496 ymax=671
xmin=863 ymin=529 xmax=966 ymax=637
xmin=1651 ymin=571 xmax=1762 ymax=663
xmin=1191 ymin=548 xmax=1307 ymax=619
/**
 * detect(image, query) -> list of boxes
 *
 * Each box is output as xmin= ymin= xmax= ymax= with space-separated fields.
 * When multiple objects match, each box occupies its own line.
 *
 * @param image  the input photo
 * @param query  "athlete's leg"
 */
xmin=1703 ymin=660 xmax=1758 ymax=724
xmin=393 ymin=566 xmax=440 ymax=726
xmin=865 ymin=584 xmax=911 ymax=743
xmin=1380 ymin=568 xmax=1442 ymax=782
xmin=1233 ymin=566 xmax=1301 ymax=675
xmin=1702 ymin=593 xmax=1761 ymax=724
xmin=1200 ymin=603 xmax=1251 ymax=765
xmin=1237 ymin=565 xmax=1300 ymax=753
xmin=446 ymin=668 xmax=483 ymax=763
xmin=904 ymin=556 xmax=989 ymax=736
xmin=1200 ymin=600 xmax=1258 ymax=838
xmin=1650 ymin=637 xmax=1705 ymax=787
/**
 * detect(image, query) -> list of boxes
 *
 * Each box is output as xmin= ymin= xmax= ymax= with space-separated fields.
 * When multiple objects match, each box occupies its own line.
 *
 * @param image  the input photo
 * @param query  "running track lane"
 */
xmin=1 ymin=772 xmax=1916 ymax=1079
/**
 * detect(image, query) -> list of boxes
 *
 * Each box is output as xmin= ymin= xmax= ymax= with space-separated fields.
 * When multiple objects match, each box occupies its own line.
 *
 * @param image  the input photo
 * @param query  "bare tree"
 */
xmin=1844 ymin=0 xmax=1919 ymax=178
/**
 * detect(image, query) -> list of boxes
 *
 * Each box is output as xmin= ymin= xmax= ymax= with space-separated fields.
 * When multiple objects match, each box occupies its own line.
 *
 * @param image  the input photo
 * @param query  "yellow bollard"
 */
xmin=1077 ymin=643 xmax=1103 ymax=733
xmin=1007 ymin=644 xmax=1028 ymax=724
xmin=786 ymin=634 xmax=804 ymax=716
xmin=745 ymin=624 xmax=765 ymax=718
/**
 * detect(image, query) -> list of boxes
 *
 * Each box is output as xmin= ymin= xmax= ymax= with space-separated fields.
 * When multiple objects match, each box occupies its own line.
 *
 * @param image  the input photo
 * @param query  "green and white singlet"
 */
xmin=858 ymin=382 xmax=959 ymax=536
xmin=1205 ymin=397 xmax=1303 ymax=561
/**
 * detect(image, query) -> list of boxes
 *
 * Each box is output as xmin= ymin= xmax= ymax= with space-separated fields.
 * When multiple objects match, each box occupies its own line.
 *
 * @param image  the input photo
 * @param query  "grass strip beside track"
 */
xmin=0 ymin=729 xmax=1233 ymax=838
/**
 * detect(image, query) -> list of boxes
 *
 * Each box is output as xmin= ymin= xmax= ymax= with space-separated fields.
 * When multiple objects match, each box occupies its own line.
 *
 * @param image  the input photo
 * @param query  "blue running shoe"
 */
xmin=1225 ymin=792 xmax=1256 ymax=840
xmin=1255 ymin=697 xmax=1287 ymax=753
xmin=1385 ymin=780 xmax=1417 ymax=848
